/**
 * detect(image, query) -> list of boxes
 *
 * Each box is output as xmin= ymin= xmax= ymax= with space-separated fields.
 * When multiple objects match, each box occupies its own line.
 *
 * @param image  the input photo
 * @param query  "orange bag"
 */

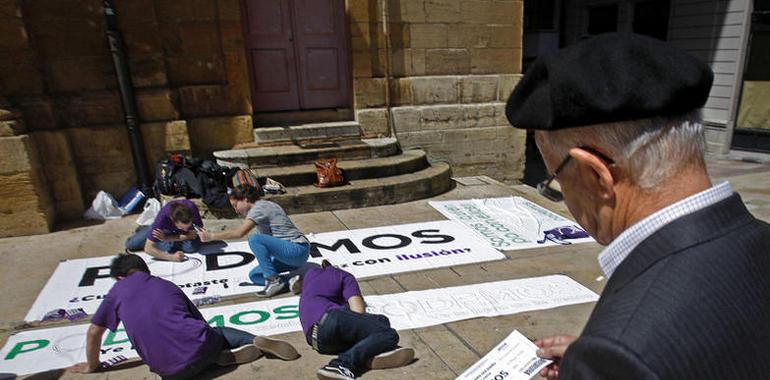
xmin=314 ymin=158 xmax=344 ymax=187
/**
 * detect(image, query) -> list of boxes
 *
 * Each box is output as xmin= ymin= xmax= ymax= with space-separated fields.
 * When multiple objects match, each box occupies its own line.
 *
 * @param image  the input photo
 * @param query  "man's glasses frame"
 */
xmin=537 ymin=146 xmax=614 ymax=202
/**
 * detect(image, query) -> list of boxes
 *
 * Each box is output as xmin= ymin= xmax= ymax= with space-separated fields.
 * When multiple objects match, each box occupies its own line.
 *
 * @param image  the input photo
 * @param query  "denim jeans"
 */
xmin=315 ymin=308 xmax=399 ymax=376
xmin=125 ymin=225 xmax=201 ymax=253
xmin=248 ymin=234 xmax=309 ymax=285
xmin=161 ymin=327 xmax=255 ymax=380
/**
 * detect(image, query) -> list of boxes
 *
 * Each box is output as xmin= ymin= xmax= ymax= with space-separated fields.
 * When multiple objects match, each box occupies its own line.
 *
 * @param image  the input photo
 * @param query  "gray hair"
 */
xmin=537 ymin=111 xmax=706 ymax=190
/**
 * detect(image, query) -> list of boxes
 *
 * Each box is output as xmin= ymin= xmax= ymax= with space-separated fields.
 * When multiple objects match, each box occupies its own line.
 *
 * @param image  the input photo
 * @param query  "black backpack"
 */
xmin=196 ymin=160 xmax=236 ymax=209
xmin=153 ymin=156 xmax=204 ymax=198
xmin=154 ymin=160 xmax=180 ymax=196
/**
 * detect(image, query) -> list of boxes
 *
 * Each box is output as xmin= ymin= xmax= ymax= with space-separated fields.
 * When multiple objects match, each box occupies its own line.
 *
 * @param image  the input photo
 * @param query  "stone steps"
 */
xmin=263 ymin=161 xmax=453 ymax=214
xmin=252 ymin=121 xmax=361 ymax=146
xmin=214 ymin=137 xmax=400 ymax=168
xmin=251 ymin=149 xmax=429 ymax=187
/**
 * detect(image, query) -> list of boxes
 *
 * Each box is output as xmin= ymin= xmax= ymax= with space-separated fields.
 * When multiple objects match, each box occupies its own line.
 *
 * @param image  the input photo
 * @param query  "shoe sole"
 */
xmin=290 ymin=276 xmax=303 ymax=294
xmin=370 ymin=348 xmax=415 ymax=369
xmin=316 ymin=368 xmax=353 ymax=380
xmin=252 ymin=336 xmax=300 ymax=361
xmin=217 ymin=344 xmax=263 ymax=366
xmin=255 ymin=283 xmax=287 ymax=298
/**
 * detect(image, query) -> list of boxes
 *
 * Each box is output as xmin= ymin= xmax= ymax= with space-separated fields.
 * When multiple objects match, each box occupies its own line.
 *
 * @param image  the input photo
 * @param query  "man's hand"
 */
xmin=168 ymin=251 xmax=187 ymax=262
xmin=536 ymin=335 xmax=576 ymax=380
xmin=68 ymin=361 xmax=99 ymax=373
xmin=180 ymin=229 xmax=198 ymax=241
xmin=151 ymin=228 xmax=169 ymax=241
xmin=196 ymin=227 xmax=212 ymax=242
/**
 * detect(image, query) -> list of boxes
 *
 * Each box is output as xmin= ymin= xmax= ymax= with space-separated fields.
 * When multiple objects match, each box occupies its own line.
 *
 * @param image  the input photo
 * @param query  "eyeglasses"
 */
xmin=537 ymin=147 xmax=614 ymax=202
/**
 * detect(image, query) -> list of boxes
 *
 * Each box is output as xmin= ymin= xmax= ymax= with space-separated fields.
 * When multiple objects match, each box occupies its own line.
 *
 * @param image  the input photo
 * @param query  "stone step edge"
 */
xmin=266 ymin=162 xmax=453 ymax=214
xmin=251 ymin=149 xmax=428 ymax=187
xmin=253 ymin=121 xmax=362 ymax=144
xmin=214 ymin=137 xmax=400 ymax=168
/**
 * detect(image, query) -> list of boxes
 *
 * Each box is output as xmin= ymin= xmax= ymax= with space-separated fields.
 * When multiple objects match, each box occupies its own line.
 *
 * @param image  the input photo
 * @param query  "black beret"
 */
xmin=506 ymin=33 xmax=714 ymax=130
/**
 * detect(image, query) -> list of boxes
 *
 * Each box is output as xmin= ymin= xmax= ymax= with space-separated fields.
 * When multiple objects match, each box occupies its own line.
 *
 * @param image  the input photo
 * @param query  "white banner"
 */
xmin=457 ymin=330 xmax=551 ymax=380
xmin=25 ymin=221 xmax=503 ymax=321
xmin=430 ymin=197 xmax=594 ymax=250
xmin=1 ymin=275 xmax=597 ymax=376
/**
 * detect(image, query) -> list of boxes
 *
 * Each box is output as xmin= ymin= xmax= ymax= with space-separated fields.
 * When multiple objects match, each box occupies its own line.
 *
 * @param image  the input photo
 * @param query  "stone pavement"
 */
xmin=0 ymin=157 xmax=768 ymax=380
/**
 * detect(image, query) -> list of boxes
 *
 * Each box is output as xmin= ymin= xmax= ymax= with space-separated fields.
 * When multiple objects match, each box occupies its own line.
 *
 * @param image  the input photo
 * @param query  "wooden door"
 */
xmin=243 ymin=0 xmax=351 ymax=112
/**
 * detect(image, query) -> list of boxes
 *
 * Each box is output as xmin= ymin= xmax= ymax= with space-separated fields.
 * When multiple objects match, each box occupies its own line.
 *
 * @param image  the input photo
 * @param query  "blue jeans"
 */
xmin=248 ymin=234 xmax=309 ymax=285
xmin=162 ymin=327 xmax=255 ymax=380
xmin=315 ymin=308 xmax=399 ymax=376
xmin=125 ymin=225 xmax=201 ymax=253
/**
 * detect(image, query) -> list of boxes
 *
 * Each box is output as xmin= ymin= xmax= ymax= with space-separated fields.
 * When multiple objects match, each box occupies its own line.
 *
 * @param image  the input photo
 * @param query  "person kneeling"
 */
xmin=300 ymin=260 xmax=415 ymax=379
xmin=68 ymin=254 xmax=300 ymax=379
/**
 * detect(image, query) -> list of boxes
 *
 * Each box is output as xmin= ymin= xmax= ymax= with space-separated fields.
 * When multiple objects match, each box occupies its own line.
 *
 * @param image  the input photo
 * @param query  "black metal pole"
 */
xmin=103 ymin=0 xmax=153 ymax=196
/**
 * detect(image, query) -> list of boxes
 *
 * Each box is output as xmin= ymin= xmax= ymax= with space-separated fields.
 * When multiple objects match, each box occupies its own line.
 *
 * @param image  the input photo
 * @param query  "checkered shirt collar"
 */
xmin=598 ymin=181 xmax=733 ymax=278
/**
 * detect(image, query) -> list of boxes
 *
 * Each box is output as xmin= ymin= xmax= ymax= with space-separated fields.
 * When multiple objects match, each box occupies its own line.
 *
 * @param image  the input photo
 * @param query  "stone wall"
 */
xmin=349 ymin=0 xmax=526 ymax=182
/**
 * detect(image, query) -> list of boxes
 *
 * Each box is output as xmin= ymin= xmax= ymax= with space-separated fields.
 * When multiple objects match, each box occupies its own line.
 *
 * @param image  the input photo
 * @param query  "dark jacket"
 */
xmin=560 ymin=194 xmax=770 ymax=379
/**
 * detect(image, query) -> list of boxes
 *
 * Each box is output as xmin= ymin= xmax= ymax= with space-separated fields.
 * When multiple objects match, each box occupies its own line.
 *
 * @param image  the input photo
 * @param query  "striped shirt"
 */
xmin=598 ymin=181 xmax=733 ymax=278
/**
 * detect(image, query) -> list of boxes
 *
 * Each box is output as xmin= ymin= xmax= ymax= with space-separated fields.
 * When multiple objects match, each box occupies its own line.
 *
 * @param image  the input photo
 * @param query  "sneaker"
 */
xmin=252 ymin=336 xmax=300 ymax=361
xmin=216 ymin=344 xmax=263 ymax=366
xmin=316 ymin=363 xmax=356 ymax=380
xmin=255 ymin=276 xmax=286 ymax=298
xmin=370 ymin=347 xmax=415 ymax=369
xmin=289 ymin=274 xmax=303 ymax=294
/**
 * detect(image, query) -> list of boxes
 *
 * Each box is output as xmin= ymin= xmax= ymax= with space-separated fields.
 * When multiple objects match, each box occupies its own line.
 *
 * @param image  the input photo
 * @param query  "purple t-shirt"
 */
xmin=92 ymin=272 xmax=222 ymax=376
xmin=298 ymin=266 xmax=362 ymax=336
xmin=148 ymin=200 xmax=203 ymax=242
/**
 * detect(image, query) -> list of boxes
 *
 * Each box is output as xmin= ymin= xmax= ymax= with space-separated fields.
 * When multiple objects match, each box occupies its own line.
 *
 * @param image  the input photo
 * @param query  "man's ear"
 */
xmin=569 ymin=147 xmax=616 ymax=200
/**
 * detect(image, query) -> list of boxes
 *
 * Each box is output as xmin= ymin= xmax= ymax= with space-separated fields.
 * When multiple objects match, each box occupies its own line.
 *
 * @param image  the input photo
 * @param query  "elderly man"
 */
xmin=506 ymin=33 xmax=770 ymax=379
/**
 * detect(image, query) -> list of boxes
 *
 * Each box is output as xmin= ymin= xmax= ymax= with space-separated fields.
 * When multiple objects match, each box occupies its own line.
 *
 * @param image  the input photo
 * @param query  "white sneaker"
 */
xmin=289 ymin=274 xmax=303 ymax=294
xmin=216 ymin=344 xmax=263 ymax=366
xmin=370 ymin=347 xmax=415 ymax=369
xmin=256 ymin=277 xmax=286 ymax=298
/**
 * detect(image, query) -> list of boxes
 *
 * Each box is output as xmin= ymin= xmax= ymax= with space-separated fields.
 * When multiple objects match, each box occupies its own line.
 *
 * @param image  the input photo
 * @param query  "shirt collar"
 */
xmin=598 ymin=181 xmax=733 ymax=278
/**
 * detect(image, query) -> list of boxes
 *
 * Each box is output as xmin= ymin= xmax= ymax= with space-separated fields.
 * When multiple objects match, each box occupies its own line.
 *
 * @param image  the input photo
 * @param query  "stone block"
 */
xmin=409 ymin=24 xmax=447 ymax=48
xmin=165 ymin=54 xmax=226 ymax=85
xmin=66 ymin=125 xmax=136 ymax=199
xmin=140 ymin=120 xmax=190 ymax=165
xmin=129 ymin=54 xmax=169 ymax=88
xmin=351 ymin=22 xmax=386 ymax=51
xmin=160 ymin=20 xmax=221 ymax=55
xmin=424 ymin=0 xmax=460 ymax=22
xmin=389 ymin=22 xmax=409 ymax=49
xmin=497 ymin=74 xmax=522 ymax=101
xmin=136 ymin=88 xmax=179 ymax=121
xmin=0 ymin=49 xmax=45 ymax=95
xmin=222 ymin=52 xmax=252 ymax=113
xmin=352 ymin=51 xmax=373 ymax=78
xmin=219 ymin=20 xmax=244 ymax=52
xmin=390 ymin=0 xmax=426 ymax=22
xmin=187 ymin=115 xmax=252 ymax=156
xmin=0 ymin=18 xmax=28 ymax=50
xmin=460 ymin=1 xmax=517 ymax=24
xmin=30 ymin=130 xmax=85 ymax=221
xmin=21 ymin=0 xmax=102 ymax=20
xmin=463 ymin=103 xmax=498 ymax=127
xmin=426 ymin=48 xmax=470 ymax=75
xmin=354 ymin=78 xmax=386 ymax=109
xmin=448 ymin=25 xmax=518 ymax=48
xmin=17 ymin=97 xmax=58 ymax=131
xmin=113 ymin=0 xmax=156 ymax=23
xmin=421 ymin=104 xmax=465 ymax=130
xmin=0 ymin=135 xmax=54 ymax=237
xmin=398 ymin=130 xmax=443 ymax=149
xmin=45 ymin=56 xmax=116 ymax=92
xmin=356 ymin=108 xmax=390 ymax=138
xmin=0 ymin=119 xmax=26 ymax=137
xmin=0 ymin=1 xmax=21 ymax=18
xmin=57 ymin=91 xmax=124 ymax=127
xmin=121 ymin=21 xmax=163 ymax=55
xmin=408 ymin=76 xmax=459 ymax=105
xmin=349 ymin=0 xmax=379 ymax=22
xmin=391 ymin=106 xmax=422 ymax=133
xmin=217 ymin=0 xmax=241 ymax=21
xmin=460 ymin=75 xmax=499 ymax=103
xmin=178 ymin=84 xmax=246 ymax=117
xmin=470 ymin=48 xmax=518 ymax=74
xmin=29 ymin=18 xmax=106 ymax=58
xmin=154 ymin=0 xmax=216 ymax=22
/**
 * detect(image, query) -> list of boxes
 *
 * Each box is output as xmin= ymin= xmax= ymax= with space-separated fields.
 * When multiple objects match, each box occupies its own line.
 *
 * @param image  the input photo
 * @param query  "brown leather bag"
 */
xmin=314 ymin=158 xmax=344 ymax=187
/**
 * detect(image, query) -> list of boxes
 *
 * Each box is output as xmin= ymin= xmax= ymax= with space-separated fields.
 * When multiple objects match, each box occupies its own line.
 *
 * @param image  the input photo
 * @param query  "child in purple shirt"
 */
xmin=299 ymin=261 xmax=415 ymax=379
xmin=125 ymin=199 xmax=203 ymax=262
xmin=68 ymin=254 xmax=300 ymax=379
